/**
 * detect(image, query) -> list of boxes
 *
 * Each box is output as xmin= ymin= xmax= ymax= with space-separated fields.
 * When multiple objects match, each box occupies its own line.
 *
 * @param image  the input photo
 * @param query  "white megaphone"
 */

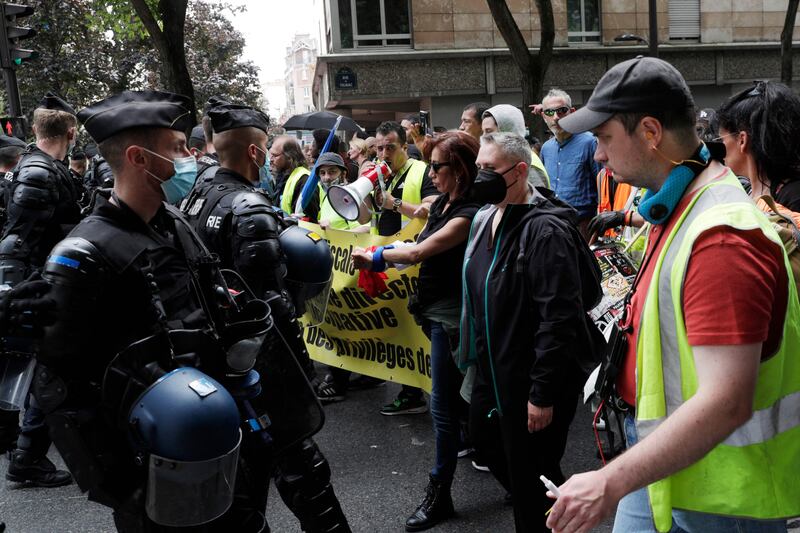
xmin=328 ymin=160 xmax=392 ymax=220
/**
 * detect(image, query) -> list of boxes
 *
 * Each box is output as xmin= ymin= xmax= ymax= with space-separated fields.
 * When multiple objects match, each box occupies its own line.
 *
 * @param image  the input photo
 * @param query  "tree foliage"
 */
xmin=2 ymin=0 xmax=261 ymax=123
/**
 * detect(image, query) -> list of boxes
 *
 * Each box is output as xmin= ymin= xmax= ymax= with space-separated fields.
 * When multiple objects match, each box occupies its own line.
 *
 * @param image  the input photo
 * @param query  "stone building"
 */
xmin=313 ymin=0 xmax=800 ymax=131
xmin=286 ymin=33 xmax=318 ymax=118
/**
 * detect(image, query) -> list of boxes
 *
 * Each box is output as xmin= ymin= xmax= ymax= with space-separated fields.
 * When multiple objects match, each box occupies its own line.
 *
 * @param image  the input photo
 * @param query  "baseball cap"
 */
xmin=559 ymin=56 xmax=694 ymax=134
xmin=316 ymin=152 xmax=347 ymax=172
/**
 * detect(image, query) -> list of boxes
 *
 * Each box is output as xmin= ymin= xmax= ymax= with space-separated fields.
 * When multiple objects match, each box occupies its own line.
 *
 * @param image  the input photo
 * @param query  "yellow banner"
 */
xmin=299 ymin=220 xmax=433 ymax=392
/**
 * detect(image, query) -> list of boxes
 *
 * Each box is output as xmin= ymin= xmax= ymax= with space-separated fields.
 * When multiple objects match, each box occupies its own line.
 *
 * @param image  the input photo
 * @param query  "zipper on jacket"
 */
xmin=483 ymin=206 xmax=511 ymax=417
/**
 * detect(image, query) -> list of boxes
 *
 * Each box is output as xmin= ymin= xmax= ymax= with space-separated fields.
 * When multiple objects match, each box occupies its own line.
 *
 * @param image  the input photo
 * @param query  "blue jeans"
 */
xmin=428 ymin=321 xmax=462 ymax=483
xmin=613 ymin=416 xmax=787 ymax=533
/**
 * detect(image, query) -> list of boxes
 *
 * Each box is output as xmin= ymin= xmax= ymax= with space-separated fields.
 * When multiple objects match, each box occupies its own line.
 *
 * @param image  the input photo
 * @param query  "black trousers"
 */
xmin=469 ymin=370 xmax=581 ymax=533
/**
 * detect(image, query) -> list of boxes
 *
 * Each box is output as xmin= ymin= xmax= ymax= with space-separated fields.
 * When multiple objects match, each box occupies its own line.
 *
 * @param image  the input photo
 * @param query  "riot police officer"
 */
xmin=32 ymin=90 xmax=271 ymax=531
xmin=180 ymin=100 xmax=349 ymax=533
xmin=0 ymin=92 xmax=85 ymax=488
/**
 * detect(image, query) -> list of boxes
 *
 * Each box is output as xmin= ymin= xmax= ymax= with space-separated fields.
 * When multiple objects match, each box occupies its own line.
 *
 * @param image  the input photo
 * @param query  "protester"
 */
xmin=353 ymin=131 xmax=480 ymax=531
xmin=458 ymin=102 xmax=490 ymax=140
xmin=400 ymin=113 xmax=424 ymax=161
xmin=347 ymin=137 xmax=372 ymax=174
xmin=461 ymin=131 xmax=603 ymax=532
xmin=536 ymin=89 xmax=602 ymax=239
xmin=480 ymin=103 xmax=549 ymax=188
xmin=318 ymin=152 xmax=366 ymax=230
xmin=716 ymin=80 xmax=800 ymax=212
xmin=547 ymin=56 xmax=800 ymax=533
xmin=270 ymin=134 xmax=321 ymax=220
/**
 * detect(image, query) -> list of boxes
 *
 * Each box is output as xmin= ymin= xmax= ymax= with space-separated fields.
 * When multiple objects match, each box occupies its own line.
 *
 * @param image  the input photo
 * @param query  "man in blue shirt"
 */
xmin=537 ymin=89 xmax=602 ymax=239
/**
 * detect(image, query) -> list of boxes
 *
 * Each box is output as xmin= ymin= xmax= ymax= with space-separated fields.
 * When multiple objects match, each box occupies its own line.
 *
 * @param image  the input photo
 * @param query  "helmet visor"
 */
xmin=145 ymin=430 xmax=241 ymax=527
xmin=299 ymin=274 xmax=333 ymax=326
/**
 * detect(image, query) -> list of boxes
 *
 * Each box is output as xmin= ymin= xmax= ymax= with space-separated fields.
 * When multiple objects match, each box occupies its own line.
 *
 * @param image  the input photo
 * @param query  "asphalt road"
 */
xmin=0 ymin=373 xmax=618 ymax=532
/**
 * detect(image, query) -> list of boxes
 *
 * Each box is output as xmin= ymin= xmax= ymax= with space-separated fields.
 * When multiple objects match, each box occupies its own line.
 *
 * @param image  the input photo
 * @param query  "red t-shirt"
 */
xmin=617 ymin=178 xmax=789 ymax=406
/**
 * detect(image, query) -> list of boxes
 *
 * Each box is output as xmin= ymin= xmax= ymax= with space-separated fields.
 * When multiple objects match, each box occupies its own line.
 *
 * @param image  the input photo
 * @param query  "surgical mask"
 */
xmin=472 ymin=165 xmax=517 ymax=205
xmin=254 ymin=147 xmax=275 ymax=195
xmin=142 ymin=148 xmax=198 ymax=204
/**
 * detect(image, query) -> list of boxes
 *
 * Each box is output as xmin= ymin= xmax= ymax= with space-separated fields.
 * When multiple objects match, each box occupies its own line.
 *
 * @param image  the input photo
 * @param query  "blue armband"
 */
xmin=371 ymin=245 xmax=395 ymax=272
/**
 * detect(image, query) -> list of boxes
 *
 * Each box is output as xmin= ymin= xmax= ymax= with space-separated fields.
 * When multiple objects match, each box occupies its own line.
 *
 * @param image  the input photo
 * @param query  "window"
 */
xmin=567 ymin=0 xmax=600 ymax=43
xmin=303 ymin=50 xmax=310 ymax=63
xmin=669 ymin=0 xmax=700 ymax=40
xmin=302 ymin=69 xmax=308 ymax=81
xmin=303 ymin=87 xmax=310 ymax=97
xmin=336 ymin=0 xmax=411 ymax=49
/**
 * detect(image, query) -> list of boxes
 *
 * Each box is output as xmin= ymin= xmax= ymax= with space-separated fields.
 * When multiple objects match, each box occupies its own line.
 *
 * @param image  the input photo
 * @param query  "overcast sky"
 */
xmin=215 ymin=0 xmax=319 ymax=86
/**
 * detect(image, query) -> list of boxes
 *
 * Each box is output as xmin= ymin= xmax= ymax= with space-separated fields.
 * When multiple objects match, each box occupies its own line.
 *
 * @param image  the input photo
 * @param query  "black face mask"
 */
xmin=472 ymin=165 xmax=516 ymax=205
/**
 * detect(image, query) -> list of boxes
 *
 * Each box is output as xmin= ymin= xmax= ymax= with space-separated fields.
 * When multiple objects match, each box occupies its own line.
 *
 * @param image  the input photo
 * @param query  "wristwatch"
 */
xmin=392 ymin=198 xmax=402 ymax=212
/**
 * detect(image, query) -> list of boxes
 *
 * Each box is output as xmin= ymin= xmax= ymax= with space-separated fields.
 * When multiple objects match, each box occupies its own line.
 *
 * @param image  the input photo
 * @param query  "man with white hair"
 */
xmin=536 ymin=89 xmax=602 ymax=239
xmin=461 ymin=131 xmax=603 ymax=532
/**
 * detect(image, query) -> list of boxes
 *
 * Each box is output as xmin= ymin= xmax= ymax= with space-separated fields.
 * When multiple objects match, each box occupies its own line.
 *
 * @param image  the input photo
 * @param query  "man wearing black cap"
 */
xmin=0 ymin=92 xmax=85 ymax=488
xmin=180 ymin=101 xmax=351 ymax=533
xmin=545 ymin=57 xmax=800 ymax=533
xmin=31 ymin=90 xmax=275 ymax=531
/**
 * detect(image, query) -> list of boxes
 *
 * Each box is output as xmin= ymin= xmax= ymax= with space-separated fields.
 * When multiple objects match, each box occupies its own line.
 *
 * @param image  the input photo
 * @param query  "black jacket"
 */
xmin=460 ymin=188 xmax=604 ymax=412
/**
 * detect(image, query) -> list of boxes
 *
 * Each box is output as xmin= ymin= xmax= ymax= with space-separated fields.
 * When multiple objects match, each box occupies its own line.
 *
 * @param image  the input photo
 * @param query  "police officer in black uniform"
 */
xmin=180 ymin=100 xmax=350 ymax=533
xmin=0 ymin=92 xmax=86 ymax=488
xmin=32 ymin=90 xmax=279 ymax=531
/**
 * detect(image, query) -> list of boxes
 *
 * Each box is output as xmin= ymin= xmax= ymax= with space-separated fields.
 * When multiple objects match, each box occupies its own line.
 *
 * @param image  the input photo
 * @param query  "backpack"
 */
xmin=757 ymin=195 xmax=800 ymax=299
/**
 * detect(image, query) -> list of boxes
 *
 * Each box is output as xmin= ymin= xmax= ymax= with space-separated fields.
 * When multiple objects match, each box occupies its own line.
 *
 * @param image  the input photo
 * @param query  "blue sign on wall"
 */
xmin=335 ymin=67 xmax=357 ymax=90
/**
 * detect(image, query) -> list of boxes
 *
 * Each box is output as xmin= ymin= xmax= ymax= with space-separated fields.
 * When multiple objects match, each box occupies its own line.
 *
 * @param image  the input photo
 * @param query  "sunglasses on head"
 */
xmin=430 ymin=161 xmax=450 ymax=172
xmin=543 ymin=106 xmax=570 ymax=117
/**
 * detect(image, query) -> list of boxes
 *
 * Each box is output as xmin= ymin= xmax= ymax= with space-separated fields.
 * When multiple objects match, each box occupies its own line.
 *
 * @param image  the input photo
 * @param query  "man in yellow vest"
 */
xmin=546 ymin=57 xmax=800 ymax=533
xmin=270 ymin=134 xmax=321 ymax=221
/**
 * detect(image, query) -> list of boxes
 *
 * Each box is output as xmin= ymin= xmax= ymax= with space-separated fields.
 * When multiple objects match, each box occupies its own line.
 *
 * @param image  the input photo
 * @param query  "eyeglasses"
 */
xmin=710 ymin=131 xmax=738 ymax=143
xmin=430 ymin=161 xmax=450 ymax=173
xmin=542 ymin=106 xmax=570 ymax=117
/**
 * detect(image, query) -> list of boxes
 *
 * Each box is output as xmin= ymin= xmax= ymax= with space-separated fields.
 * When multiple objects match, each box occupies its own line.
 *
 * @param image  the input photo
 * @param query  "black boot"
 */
xmin=405 ymin=474 xmax=454 ymax=532
xmin=6 ymin=449 xmax=72 ymax=487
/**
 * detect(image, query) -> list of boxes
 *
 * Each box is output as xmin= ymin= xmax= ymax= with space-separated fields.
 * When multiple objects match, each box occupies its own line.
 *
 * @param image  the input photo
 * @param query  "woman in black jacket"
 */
xmin=460 ymin=132 xmax=603 ymax=533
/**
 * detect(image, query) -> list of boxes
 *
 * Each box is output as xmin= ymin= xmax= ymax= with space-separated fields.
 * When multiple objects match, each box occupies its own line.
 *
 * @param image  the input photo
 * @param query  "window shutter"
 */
xmin=669 ymin=0 xmax=701 ymax=39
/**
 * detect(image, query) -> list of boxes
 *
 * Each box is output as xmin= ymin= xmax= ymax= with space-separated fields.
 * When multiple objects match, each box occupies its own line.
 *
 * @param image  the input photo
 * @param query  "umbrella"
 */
xmin=283 ymin=111 xmax=364 ymax=133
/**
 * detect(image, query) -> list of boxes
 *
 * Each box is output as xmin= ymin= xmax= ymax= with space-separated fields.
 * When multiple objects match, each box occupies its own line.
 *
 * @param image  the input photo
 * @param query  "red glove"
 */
xmin=356 ymin=246 xmax=389 ymax=297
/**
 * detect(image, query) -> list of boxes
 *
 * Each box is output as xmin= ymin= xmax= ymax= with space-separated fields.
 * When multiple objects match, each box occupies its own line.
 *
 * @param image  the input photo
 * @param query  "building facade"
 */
xmin=313 ymin=0 xmax=800 ymax=131
xmin=285 ymin=33 xmax=319 ymax=118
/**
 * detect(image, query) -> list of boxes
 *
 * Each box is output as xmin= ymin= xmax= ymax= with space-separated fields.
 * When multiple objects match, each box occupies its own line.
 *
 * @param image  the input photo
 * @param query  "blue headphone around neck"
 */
xmin=637 ymin=141 xmax=710 ymax=225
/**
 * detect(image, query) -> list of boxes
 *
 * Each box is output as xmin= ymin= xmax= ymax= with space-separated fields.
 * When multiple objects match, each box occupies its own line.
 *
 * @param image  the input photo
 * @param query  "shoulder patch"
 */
xmin=187 ymin=197 xmax=206 ymax=217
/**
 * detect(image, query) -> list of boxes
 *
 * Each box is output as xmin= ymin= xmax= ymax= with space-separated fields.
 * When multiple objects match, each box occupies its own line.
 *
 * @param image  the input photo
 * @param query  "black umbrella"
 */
xmin=283 ymin=111 xmax=364 ymax=133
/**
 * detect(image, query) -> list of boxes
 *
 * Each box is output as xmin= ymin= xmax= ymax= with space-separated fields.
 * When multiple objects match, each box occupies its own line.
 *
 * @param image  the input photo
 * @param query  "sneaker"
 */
xmin=457 ymin=446 xmax=474 ymax=459
xmin=380 ymin=395 xmax=427 ymax=416
xmin=316 ymin=380 xmax=346 ymax=404
xmin=348 ymin=375 xmax=386 ymax=391
xmin=6 ymin=450 xmax=72 ymax=488
xmin=471 ymin=460 xmax=490 ymax=472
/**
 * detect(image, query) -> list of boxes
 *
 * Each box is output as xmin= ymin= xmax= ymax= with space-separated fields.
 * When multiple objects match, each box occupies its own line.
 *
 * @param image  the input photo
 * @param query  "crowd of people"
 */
xmin=0 ymin=54 xmax=798 ymax=533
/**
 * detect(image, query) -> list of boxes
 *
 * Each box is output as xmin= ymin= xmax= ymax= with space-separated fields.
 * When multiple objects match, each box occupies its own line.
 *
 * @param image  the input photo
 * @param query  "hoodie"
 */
xmin=484 ymin=104 xmax=550 ymax=188
xmin=458 ymin=188 xmax=604 ymax=413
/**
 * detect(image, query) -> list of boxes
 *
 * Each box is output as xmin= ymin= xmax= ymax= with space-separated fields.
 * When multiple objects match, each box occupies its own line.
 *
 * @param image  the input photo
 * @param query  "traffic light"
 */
xmin=0 ymin=116 xmax=26 ymax=139
xmin=0 ymin=3 xmax=36 ymax=69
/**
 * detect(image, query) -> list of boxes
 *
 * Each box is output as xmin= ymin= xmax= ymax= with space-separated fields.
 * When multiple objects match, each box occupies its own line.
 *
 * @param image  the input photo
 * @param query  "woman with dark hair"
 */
xmin=352 ymin=131 xmax=481 ymax=531
xmin=716 ymin=80 xmax=800 ymax=211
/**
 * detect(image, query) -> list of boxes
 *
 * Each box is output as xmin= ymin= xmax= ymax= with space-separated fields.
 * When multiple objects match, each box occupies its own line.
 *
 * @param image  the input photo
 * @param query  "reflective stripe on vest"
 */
xmin=280 ymin=166 xmax=311 ymax=214
xmin=370 ymin=158 xmax=426 ymax=235
xmin=635 ymin=169 xmax=800 ymax=531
